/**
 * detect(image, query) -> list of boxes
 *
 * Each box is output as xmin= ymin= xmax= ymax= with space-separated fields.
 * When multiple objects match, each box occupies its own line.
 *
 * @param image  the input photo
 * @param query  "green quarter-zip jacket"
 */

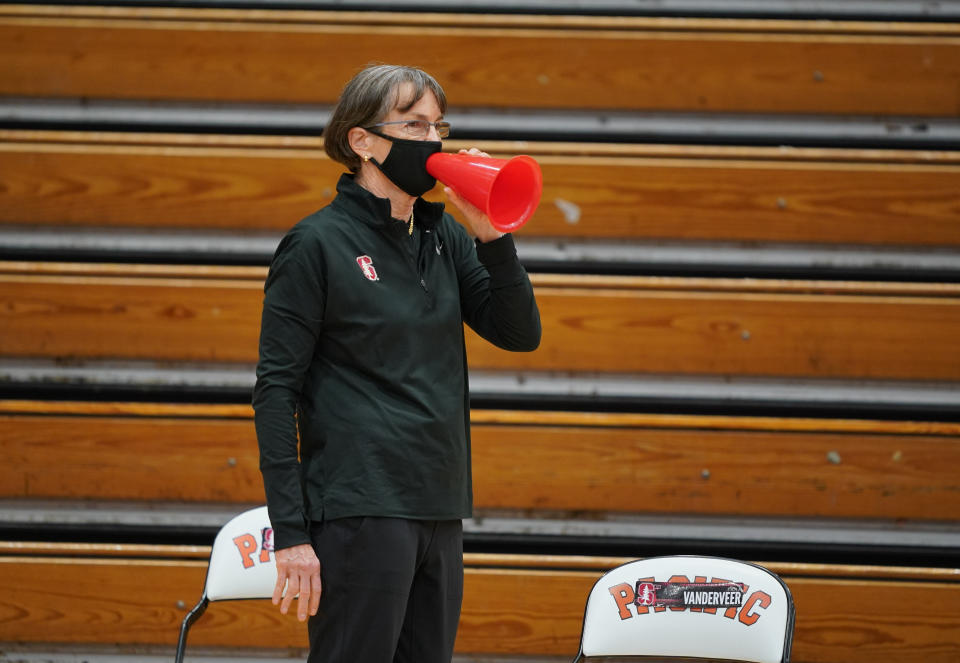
xmin=253 ymin=173 xmax=541 ymax=550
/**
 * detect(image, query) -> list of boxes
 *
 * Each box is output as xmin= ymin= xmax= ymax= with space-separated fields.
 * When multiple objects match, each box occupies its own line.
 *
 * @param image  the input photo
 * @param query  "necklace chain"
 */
xmin=408 ymin=210 xmax=414 ymax=236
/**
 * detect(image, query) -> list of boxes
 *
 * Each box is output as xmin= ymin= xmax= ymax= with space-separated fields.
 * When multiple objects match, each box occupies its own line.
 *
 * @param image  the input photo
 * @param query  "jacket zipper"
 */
xmin=398 ymin=230 xmax=429 ymax=295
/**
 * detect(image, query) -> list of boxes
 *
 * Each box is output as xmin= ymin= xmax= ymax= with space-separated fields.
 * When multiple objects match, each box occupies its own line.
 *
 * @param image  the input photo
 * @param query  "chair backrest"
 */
xmin=203 ymin=505 xmax=278 ymax=601
xmin=574 ymin=556 xmax=795 ymax=663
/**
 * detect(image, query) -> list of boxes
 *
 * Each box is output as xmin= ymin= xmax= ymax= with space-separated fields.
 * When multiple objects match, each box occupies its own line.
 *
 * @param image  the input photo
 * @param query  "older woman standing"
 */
xmin=252 ymin=64 xmax=541 ymax=662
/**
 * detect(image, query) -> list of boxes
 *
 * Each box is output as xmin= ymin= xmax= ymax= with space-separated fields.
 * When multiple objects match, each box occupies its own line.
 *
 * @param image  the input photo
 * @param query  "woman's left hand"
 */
xmin=443 ymin=148 xmax=505 ymax=244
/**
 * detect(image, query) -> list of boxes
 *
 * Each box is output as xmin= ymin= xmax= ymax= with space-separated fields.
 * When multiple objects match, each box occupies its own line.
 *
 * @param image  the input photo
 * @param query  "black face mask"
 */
xmin=366 ymin=130 xmax=442 ymax=197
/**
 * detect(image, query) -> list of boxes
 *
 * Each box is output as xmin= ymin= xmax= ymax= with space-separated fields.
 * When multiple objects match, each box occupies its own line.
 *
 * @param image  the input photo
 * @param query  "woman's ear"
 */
xmin=347 ymin=127 xmax=370 ymax=160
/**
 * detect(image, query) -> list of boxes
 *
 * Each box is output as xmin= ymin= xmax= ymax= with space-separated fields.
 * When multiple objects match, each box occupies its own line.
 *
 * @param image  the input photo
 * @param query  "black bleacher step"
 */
xmin=1 ymin=500 xmax=957 ymax=567
xmin=463 ymin=512 xmax=960 ymax=568
xmin=519 ymin=239 xmax=960 ymax=283
xmin=469 ymin=371 xmax=960 ymax=422
xmin=1 ymin=360 xmax=959 ymax=422
xmin=3 ymin=98 xmax=959 ymax=149
xmin=0 ymin=226 xmax=282 ymax=269
xmin=4 ymin=227 xmax=960 ymax=282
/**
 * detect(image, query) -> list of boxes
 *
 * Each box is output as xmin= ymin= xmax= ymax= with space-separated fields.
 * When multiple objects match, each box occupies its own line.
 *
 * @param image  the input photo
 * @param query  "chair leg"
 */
xmin=174 ymin=596 xmax=209 ymax=663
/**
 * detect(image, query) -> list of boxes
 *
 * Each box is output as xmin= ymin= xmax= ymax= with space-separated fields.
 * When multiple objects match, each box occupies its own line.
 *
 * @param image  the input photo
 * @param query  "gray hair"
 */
xmin=324 ymin=64 xmax=448 ymax=172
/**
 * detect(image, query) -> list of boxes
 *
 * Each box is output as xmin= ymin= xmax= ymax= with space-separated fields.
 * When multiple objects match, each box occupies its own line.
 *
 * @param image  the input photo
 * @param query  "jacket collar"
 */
xmin=332 ymin=173 xmax=445 ymax=234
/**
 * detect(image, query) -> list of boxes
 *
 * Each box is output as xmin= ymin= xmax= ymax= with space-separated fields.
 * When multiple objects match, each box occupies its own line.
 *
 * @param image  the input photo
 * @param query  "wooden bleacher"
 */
xmin=1 ymin=1 xmax=959 ymax=661
xmin=1 ymin=6 xmax=959 ymax=116
xmin=3 ymin=401 xmax=960 ymax=520
xmin=3 ymin=130 xmax=959 ymax=246
xmin=2 ymin=262 xmax=959 ymax=380
xmin=1 ymin=542 xmax=958 ymax=662
xmin=4 ymin=263 xmax=959 ymax=657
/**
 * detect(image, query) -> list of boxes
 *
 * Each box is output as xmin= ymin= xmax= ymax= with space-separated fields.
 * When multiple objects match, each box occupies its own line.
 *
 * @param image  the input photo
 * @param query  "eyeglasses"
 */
xmin=364 ymin=120 xmax=451 ymax=139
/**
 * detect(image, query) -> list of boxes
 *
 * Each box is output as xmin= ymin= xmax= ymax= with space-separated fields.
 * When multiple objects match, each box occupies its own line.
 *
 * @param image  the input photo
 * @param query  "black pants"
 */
xmin=307 ymin=517 xmax=463 ymax=663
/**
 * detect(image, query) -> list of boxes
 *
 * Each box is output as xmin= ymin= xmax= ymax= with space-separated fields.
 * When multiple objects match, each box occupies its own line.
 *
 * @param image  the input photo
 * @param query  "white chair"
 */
xmin=174 ymin=506 xmax=278 ymax=663
xmin=572 ymin=555 xmax=795 ymax=663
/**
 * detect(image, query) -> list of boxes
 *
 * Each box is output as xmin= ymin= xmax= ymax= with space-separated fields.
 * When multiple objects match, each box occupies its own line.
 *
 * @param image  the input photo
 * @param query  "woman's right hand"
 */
xmin=273 ymin=543 xmax=322 ymax=621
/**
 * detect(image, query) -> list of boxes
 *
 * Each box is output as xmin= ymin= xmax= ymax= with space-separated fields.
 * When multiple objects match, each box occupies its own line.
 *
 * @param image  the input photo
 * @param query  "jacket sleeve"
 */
xmin=455 ymin=227 xmax=541 ymax=352
xmin=252 ymin=227 xmax=325 ymax=550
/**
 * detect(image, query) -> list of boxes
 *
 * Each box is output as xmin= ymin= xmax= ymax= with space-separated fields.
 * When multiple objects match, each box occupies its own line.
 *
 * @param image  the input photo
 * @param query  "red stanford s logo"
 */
xmin=356 ymin=255 xmax=379 ymax=281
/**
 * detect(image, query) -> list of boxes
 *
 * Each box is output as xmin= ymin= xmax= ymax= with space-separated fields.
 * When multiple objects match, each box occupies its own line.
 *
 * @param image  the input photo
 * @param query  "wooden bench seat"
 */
xmin=1 ymin=6 xmax=959 ymax=116
xmin=2 ymin=262 xmax=960 ymax=380
xmin=3 ymin=131 xmax=959 ymax=247
xmin=0 ymin=543 xmax=957 ymax=662
xmin=2 ymin=400 xmax=959 ymax=521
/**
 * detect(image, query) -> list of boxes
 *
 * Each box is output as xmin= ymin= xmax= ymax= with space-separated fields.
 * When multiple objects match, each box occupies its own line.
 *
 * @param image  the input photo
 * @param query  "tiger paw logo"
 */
xmin=356 ymin=255 xmax=379 ymax=281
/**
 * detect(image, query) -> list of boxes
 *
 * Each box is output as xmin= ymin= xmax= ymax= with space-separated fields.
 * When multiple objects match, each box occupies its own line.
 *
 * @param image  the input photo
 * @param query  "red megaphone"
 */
xmin=427 ymin=152 xmax=543 ymax=232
